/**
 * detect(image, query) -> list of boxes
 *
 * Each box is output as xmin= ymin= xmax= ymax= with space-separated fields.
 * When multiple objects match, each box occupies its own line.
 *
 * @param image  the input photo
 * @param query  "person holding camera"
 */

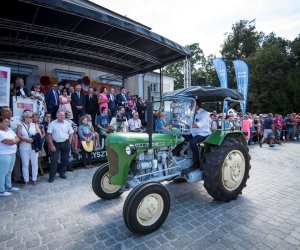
xmin=128 ymin=112 xmax=142 ymax=132
xmin=16 ymin=110 xmax=42 ymax=185
xmin=110 ymin=106 xmax=128 ymax=132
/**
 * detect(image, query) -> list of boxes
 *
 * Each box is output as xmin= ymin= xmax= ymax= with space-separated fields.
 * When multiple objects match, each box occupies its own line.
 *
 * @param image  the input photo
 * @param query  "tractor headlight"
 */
xmin=125 ymin=145 xmax=136 ymax=155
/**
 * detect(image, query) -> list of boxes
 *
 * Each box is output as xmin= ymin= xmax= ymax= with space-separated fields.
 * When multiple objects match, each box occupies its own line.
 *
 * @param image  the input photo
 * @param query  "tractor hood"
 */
xmin=106 ymin=132 xmax=183 ymax=186
xmin=106 ymin=132 xmax=183 ymax=152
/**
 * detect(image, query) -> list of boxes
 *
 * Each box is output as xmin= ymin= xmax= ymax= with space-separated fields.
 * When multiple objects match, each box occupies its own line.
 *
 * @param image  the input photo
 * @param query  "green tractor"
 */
xmin=92 ymin=86 xmax=251 ymax=234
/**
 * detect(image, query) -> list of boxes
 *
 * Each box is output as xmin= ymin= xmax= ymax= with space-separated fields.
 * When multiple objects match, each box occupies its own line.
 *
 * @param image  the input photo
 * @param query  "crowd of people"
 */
xmin=0 ymin=77 xmax=299 ymax=197
xmin=209 ymin=111 xmax=300 ymax=146
xmin=0 ymin=78 xmax=148 ymax=196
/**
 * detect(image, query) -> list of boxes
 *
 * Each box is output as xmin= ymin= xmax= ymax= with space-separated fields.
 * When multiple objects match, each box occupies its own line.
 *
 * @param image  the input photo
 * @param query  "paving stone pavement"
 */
xmin=1 ymin=142 xmax=300 ymax=250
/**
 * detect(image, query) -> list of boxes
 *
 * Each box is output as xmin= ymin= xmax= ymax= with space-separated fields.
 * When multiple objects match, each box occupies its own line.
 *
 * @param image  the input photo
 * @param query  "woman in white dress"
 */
xmin=31 ymin=84 xmax=47 ymax=123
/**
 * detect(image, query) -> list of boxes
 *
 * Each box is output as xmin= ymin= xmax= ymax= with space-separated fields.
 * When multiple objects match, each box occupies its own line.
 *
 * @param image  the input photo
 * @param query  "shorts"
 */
xmin=264 ymin=129 xmax=274 ymax=138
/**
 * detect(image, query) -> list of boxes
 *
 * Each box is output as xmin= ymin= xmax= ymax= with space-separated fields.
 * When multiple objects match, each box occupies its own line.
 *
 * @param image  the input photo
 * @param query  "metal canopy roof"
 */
xmin=0 ymin=0 xmax=191 ymax=78
xmin=163 ymin=86 xmax=244 ymax=102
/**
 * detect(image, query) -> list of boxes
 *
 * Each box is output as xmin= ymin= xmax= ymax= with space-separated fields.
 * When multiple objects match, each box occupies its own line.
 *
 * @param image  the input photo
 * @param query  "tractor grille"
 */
xmin=107 ymin=148 xmax=118 ymax=176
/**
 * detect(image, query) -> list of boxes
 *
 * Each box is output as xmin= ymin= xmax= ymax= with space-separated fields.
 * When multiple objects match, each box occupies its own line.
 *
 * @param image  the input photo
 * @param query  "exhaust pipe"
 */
xmin=146 ymin=86 xmax=153 ymax=149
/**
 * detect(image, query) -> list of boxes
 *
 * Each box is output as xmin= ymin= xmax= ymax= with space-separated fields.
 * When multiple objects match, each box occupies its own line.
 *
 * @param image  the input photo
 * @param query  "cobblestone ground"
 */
xmin=0 ymin=142 xmax=300 ymax=250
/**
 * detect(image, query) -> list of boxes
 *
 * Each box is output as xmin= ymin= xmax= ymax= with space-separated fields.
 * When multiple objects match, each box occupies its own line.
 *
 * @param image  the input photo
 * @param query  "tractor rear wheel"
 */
xmin=203 ymin=136 xmax=251 ymax=201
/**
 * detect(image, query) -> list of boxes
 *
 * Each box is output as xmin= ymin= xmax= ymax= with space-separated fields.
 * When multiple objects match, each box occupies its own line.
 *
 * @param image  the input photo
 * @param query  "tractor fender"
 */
xmin=204 ymin=130 xmax=246 ymax=146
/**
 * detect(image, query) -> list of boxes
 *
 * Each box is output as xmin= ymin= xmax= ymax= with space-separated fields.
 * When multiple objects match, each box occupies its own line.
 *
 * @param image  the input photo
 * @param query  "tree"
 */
xmin=203 ymin=54 xmax=219 ymax=87
xmin=247 ymin=33 xmax=291 ymax=113
xmin=221 ymin=19 xmax=264 ymax=60
xmin=164 ymin=43 xmax=207 ymax=89
xmin=287 ymin=36 xmax=300 ymax=111
xmin=221 ymin=20 xmax=264 ymax=89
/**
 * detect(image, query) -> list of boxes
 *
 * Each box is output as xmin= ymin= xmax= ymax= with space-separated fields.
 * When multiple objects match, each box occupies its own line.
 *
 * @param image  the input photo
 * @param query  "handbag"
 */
xmin=38 ymin=140 xmax=47 ymax=157
xmin=22 ymin=123 xmax=42 ymax=152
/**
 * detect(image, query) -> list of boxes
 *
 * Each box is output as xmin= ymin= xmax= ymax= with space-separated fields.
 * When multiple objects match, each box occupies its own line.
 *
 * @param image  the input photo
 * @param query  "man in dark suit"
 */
xmin=57 ymin=83 xmax=64 ymax=96
xmin=85 ymin=87 xmax=98 ymax=126
xmin=107 ymin=87 xmax=117 ymax=120
xmin=71 ymin=85 xmax=86 ymax=124
xmin=45 ymin=84 xmax=59 ymax=120
xmin=136 ymin=97 xmax=146 ymax=126
xmin=116 ymin=87 xmax=130 ymax=119
xmin=14 ymin=77 xmax=29 ymax=97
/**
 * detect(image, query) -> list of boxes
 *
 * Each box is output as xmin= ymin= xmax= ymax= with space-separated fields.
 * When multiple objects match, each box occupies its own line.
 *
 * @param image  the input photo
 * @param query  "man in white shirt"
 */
xmin=188 ymin=100 xmax=211 ymax=169
xmin=47 ymin=110 xmax=74 ymax=182
xmin=107 ymin=87 xmax=117 ymax=119
xmin=128 ymin=112 xmax=142 ymax=132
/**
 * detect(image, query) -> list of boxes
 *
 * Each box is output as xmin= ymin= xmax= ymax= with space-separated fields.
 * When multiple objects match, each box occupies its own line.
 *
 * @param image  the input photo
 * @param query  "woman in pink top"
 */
xmin=242 ymin=115 xmax=252 ymax=143
xmin=59 ymin=88 xmax=73 ymax=119
xmin=127 ymin=92 xmax=136 ymax=115
xmin=98 ymin=87 xmax=109 ymax=112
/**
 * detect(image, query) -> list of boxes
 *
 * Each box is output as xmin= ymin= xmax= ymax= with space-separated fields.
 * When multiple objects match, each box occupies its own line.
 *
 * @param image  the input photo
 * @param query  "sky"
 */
xmin=91 ymin=0 xmax=300 ymax=57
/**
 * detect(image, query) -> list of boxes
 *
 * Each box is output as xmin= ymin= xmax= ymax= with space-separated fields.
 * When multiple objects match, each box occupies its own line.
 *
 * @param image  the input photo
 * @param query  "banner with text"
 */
xmin=12 ymin=96 xmax=38 ymax=117
xmin=213 ymin=58 xmax=228 ymax=112
xmin=233 ymin=60 xmax=249 ymax=114
xmin=0 ymin=66 xmax=11 ymax=107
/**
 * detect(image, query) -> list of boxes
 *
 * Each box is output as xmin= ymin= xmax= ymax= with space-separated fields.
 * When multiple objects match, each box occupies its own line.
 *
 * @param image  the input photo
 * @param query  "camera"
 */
xmin=116 ymin=114 xmax=126 ymax=131
xmin=116 ymin=114 xmax=126 ymax=123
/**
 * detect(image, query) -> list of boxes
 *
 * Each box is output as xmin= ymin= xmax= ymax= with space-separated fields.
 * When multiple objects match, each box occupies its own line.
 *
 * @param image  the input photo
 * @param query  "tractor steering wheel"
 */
xmin=170 ymin=119 xmax=189 ymax=129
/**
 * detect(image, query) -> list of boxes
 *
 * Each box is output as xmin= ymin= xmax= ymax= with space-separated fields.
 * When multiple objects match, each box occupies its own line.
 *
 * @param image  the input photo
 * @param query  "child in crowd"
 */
xmin=86 ymin=114 xmax=100 ymax=150
xmin=32 ymin=113 xmax=46 ymax=176
xmin=96 ymin=107 xmax=114 ymax=137
xmin=41 ymin=112 xmax=52 ymax=163
xmin=78 ymin=116 xmax=94 ymax=169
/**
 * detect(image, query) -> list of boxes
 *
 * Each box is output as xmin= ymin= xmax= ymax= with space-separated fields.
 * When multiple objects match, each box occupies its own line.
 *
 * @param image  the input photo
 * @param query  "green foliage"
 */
xmin=163 ymin=20 xmax=299 ymax=114
xmin=221 ymin=20 xmax=264 ymax=60
xmin=247 ymin=34 xmax=291 ymax=113
xmin=164 ymin=43 xmax=207 ymax=89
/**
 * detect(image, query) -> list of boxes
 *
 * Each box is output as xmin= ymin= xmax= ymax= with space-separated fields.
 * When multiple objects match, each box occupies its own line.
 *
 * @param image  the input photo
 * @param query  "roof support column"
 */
xmin=138 ymin=74 xmax=144 ymax=99
xmin=159 ymin=68 xmax=163 ymax=101
xmin=183 ymin=58 xmax=191 ymax=88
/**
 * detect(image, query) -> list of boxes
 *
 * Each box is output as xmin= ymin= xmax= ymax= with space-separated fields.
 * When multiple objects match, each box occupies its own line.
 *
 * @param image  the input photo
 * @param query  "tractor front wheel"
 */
xmin=123 ymin=182 xmax=170 ymax=234
xmin=92 ymin=162 xmax=122 ymax=200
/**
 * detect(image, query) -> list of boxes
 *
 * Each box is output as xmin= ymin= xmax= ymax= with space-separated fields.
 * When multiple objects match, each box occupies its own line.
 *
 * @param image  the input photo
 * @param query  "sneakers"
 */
xmin=0 ymin=191 xmax=12 ymax=197
xmin=259 ymin=142 xmax=262 ymax=148
xmin=269 ymin=144 xmax=275 ymax=147
xmin=6 ymin=187 xmax=20 ymax=192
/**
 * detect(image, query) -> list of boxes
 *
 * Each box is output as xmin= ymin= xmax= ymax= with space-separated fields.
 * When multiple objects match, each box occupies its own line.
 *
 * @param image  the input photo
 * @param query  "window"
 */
xmin=151 ymin=83 xmax=158 ymax=92
xmin=55 ymin=69 xmax=85 ymax=82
